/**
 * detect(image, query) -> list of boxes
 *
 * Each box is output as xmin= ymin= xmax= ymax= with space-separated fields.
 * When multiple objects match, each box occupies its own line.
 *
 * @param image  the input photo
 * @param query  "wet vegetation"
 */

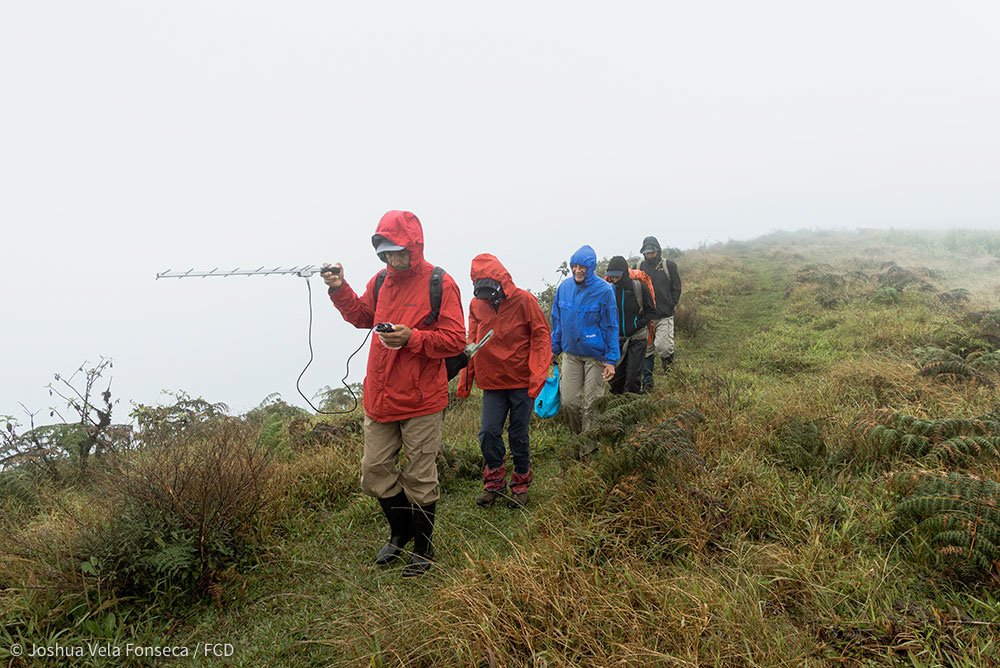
xmin=2 ymin=228 xmax=1000 ymax=666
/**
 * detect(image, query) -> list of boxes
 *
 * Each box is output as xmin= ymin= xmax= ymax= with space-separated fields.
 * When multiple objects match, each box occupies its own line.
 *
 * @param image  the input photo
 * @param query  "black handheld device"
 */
xmin=374 ymin=322 xmax=395 ymax=333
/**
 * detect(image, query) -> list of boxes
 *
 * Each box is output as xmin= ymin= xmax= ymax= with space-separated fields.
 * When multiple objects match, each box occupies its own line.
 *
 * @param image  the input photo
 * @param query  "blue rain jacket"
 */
xmin=550 ymin=245 xmax=620 ymax=364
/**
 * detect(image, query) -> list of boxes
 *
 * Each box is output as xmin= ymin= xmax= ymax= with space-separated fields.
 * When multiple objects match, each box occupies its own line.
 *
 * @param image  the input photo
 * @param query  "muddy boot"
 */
xmin=507 ymin=491 xmax=528 ymax=508
xmin=476 ymin=465 xmax=507 ymax=507
xmin=476 ymin=490 xmax=499 ymax=507
xmin=402 ymin=502 xmax=436 ymax=578
xmin=507 ymin=469 xmax=532 ymax=509
xmin=374 ymin=491 xmax=413 ymax=565
xmin=662 ymin=353 xmax=675 ymax=371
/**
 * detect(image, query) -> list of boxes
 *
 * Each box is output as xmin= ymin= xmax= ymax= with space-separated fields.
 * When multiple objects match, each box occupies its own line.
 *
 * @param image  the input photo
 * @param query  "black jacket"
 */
xmin=638 ymin=238 xmax=682 ymax=318
xmin=613 ymin=277 xmax=655 ymax=338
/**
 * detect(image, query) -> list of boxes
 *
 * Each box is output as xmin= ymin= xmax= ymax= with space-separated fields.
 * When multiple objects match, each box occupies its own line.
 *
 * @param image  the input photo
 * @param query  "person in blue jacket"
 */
xmin=551 ymin=245 xmax=620 ymax=437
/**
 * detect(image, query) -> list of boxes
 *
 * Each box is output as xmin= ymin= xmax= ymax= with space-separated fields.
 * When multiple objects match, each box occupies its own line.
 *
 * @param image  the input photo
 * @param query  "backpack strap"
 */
xmin=425 ymin=266 xmax=445 ymax=326
xmin=372 ymin=270 xmax=387 ymax=309
xmin=632 ymin=279 xmax=644 ymax=315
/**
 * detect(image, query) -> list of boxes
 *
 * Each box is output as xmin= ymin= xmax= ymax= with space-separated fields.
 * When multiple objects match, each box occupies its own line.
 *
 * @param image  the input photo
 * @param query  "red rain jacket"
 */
xmin=329 ymin=211 xmax=466 ymax=422
xmin=457 ymin=254 xmax=552 ymax=400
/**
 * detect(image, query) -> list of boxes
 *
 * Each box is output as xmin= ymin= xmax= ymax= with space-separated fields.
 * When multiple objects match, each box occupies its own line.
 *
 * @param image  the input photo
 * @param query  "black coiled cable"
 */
xmin=295 ymin=278 xmax=369 ymax=415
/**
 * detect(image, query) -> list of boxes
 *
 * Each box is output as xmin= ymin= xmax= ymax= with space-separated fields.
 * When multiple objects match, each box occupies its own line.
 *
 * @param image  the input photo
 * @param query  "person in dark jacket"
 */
xmin=551 ymin=245 xmax=620 ymax=437
xmin=638 ymin=236 xmax=682 ymax=389
xmin=322 ymin=210 xmax=466 ymax=577
xmin=604 ymin=256 xmax=655 ymax=394
xmin=457 ymin=254 xmax=551 ymax=509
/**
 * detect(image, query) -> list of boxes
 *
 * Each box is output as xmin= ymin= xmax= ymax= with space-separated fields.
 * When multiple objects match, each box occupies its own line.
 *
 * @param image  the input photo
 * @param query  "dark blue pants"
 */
xmin=479 ymin=388 xmax=531 ymax=474
xmin=641 ymin=354 xmax=655 ymax=391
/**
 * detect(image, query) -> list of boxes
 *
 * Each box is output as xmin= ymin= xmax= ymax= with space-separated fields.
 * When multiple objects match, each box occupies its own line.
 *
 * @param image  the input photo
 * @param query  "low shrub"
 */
xmin=872 ymin=286 xmax=901 ymax=305
xmin=674 ymin=300 xmax=708 ymax=338
xmin=85 ymin=419 xmax=278 ymax=605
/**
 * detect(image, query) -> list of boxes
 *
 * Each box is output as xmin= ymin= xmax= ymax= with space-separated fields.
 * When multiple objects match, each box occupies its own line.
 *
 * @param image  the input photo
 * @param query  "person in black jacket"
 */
xmin=638 ymin=236 xmax=682 ymax=390
xmin=605 ymin=256 xmax=656 ymax=394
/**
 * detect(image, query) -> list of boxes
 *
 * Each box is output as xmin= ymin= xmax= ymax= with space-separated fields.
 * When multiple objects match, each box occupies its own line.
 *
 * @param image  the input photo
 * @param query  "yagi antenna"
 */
xmin=156 ymin=262 xmax=364 ymax=416
xmin=156 ymin=265 xmax=326 ymax=279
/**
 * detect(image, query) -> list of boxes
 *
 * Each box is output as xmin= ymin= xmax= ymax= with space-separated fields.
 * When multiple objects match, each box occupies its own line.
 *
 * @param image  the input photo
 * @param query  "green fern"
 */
xmin=896 ymin=472 xmax=1000 ymax=580
xmin=929 ymin=436 xmax=1000 ymax=465
xmin=914 ymin=346 xmax=1000 ymax=387
xmin=584 ymin=394 xmax=661 ymax=444
xmin=143 ymin=536 xmax=197 ymax=578
xmin=891 ymin=414 xmax=989 ymax=440
xmin=919 ymin=360 xmax=993 ymax=386
xmin=857 ymin=413 xmax=1000 ymax=464
xmin=913 ymin=346 xmax=965 ymax=366
xmin=916 ymin=513 xmax=1000 ymax=547
xmin=598 ymin=409 xmax=705 ymax=485
xmin=567 ymin=394 xmax=663 ymax=461
xmin=969 ymin=350 xmax=1000 ymax=371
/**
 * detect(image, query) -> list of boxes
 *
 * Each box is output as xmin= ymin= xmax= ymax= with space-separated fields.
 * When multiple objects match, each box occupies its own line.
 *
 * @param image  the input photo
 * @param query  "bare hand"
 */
xmin=379 ymin=324 xmax=412 ymax=349
xmin=321 ymin=263 xmax=343 ymax=289
xmin=602 ymin=363 xmax=615 ymax=382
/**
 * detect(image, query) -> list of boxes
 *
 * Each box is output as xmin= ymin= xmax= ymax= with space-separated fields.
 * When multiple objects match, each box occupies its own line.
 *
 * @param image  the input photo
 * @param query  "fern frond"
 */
xmin=970 ymin=350 xmax=1000 ymax=371
xmin=930 ymin=531 xmax=995 ymax=572
xmin=598 ymin=408 xmax=705 ymax=485
xmin=584 ymin=394 xmax=661 ymax=445
xmin=919 ymin=361 xmax=994 ymax=387
xmin=897 ymin=472 xmax=1000 ymax=580
xmin=913 ymin=346 xmax=965 ymax=366
xmin=931 ymin=436 xmax=1000 ymax=464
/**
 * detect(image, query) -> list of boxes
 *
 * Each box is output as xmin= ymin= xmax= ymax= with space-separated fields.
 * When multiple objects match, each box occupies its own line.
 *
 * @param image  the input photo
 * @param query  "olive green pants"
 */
xmin=559 ymin=353 xmax=606 ymax=436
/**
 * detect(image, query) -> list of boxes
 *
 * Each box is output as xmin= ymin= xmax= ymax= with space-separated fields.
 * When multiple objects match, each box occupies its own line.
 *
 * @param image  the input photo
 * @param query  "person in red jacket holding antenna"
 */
xmin=322 ymin=210 xmax=465 ymax=577
xmin=457 ymin=253 xmax=551 ymax=509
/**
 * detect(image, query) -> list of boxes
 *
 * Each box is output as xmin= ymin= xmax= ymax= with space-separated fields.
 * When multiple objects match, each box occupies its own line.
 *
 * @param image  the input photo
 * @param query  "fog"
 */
xmin=2 ymin=1 xmax=998 ymax=421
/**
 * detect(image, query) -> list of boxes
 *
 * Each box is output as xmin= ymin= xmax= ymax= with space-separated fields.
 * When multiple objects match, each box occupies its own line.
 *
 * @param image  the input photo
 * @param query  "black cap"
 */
xmin=606 ymin=255 xmax=629 ymax=278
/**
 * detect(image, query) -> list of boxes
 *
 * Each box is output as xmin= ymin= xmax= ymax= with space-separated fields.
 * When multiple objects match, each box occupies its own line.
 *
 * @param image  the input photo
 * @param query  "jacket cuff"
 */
xmin=405 ymin=328 xmax=424 ymax=353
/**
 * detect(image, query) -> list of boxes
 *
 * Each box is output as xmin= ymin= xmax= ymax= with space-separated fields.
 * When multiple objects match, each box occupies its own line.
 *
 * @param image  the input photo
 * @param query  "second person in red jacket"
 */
xmin=457 ymin=254 xmax=551 ymax=509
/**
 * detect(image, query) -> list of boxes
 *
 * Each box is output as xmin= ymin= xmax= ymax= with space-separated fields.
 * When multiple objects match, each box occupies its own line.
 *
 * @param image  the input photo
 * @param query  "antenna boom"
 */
xmin=156 ymin=266 xmax=324 ymax=279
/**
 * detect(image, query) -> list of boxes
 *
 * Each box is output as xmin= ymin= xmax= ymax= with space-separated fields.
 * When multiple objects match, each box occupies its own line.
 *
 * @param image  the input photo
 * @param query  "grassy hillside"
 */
xmin=3 ymin=228 xmax=1000 ymax=667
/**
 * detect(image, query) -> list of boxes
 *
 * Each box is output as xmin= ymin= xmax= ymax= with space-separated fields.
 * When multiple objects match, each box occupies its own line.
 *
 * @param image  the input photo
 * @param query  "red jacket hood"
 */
xmin=470 ymin=253 xmax=516 ymax=294
xmin=372 ymin=210 xmax=426 ymax=271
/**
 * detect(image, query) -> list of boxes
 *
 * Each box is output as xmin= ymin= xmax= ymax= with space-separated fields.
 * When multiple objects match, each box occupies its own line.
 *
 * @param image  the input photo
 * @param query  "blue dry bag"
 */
xmin=533 ymin=365 xmax=560 ymax=419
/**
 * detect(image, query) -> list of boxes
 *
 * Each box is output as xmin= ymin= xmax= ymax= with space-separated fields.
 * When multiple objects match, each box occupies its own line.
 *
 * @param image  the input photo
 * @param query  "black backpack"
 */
xmin=373 ymin=266 xmax=468 ymax=379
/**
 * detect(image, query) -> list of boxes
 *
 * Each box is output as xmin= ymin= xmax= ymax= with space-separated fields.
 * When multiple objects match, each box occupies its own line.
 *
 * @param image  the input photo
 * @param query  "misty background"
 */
xmin=1 ymin=1 xmax=998 ymax=422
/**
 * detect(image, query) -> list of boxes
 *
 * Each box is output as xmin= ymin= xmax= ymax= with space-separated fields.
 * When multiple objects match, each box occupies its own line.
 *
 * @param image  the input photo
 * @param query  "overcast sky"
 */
xmin=2 ymin=1 xmax=998 ymax=422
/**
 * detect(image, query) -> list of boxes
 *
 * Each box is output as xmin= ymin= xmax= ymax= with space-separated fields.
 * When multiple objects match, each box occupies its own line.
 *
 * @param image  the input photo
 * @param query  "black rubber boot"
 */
xmin=374 ymin=491 xmax=413 ymax=565
xmin=402 ymin=502 xmax=436 ymax=578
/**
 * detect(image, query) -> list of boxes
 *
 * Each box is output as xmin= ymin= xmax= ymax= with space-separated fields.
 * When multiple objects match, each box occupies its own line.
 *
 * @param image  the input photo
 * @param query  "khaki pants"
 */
xmin=645 ymin=316 xmax=675 ymax=359
xmin=559 ymin=353 xmax=606 ymax=435
xmin=362 ymin=411 xmax=443 ymax=506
